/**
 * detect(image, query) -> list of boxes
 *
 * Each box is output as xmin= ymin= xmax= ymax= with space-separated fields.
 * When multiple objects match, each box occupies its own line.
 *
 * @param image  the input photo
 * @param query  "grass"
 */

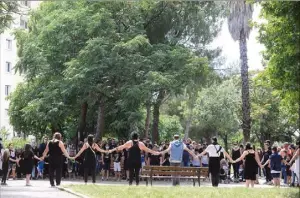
xmin=64 ymin=184 xmax=300 ymax=198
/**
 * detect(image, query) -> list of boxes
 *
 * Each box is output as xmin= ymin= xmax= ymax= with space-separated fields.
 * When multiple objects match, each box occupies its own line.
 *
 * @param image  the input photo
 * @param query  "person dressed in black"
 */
xmin=21 ymin=144 xmax=41 ymax=186
xmin=109 ymin=132 xmax=159 ymax=185
xmin=72 ymin=134 xmax=108 ymax=184
xmin=231 ymin=143 xmax=241 ymax=183
xmin=41 ymin=132 xmax=71 ymax=187
xmin=198 ymin=137 xmax=233 ymax=187
xmin=233 ymin=142 xmax=263 ymax=188
xmin=261 ymin=142 xmax=272 ymax=184
xmin=1 ymin=149 xmax=10 ymax=185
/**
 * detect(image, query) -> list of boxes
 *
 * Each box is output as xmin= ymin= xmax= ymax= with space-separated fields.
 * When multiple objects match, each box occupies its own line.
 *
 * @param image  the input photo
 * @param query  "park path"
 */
xmin=0 ymin=178 xmax=275 ymax=198
xmin=0 ymin=180 xmax=78 ymax=198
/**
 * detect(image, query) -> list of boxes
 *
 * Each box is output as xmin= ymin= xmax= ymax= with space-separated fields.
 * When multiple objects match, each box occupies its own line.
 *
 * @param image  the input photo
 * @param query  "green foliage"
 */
xmin=159 ymin=115 xmax=183 ymax=141
xmin=0 ymin=1 xmax=19 ymax=33
xmin=3 ymin=137 xmax=29 ymax=149
xmin=258 ymin=2 xmax=300 ymax=129
xmin=0 ymin=127 xmax=9 ymax=141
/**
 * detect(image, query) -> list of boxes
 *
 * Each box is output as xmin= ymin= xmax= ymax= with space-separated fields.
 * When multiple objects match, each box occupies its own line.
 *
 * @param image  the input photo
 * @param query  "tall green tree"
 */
xmin=227 ymin=1 xmax=254 ymax=143
xmin=0 ymin=1 xmax=19 ymax=32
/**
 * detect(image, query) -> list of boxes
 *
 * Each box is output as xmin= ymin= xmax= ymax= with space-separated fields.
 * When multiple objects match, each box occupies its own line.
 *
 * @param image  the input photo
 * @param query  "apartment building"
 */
xmin=0 ymin=1 xmax=40 ymax=139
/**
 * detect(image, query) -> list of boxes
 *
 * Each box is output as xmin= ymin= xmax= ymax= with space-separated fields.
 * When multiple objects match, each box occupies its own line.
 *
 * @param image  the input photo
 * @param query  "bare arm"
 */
xmin=290 ymin=149 xmax=300 ymax=163
xmin=234 ymin=151 xmax=247 ymax=163
xmin=74 ymin=144 xmax=87 ymax=159
xmin=262 ymin=159 xmax=270 ymax=167
xmin=184 ymin=146 xmax=197 ymax=159
xmin=254 ymin=152 xmax=263 ymax=167
xmin=42 ymin=143 xmax=49 ymax=158
xmin=111 ymin=141 xmax=131 ymax=153
xmin=198 ymin=150 xmax=207 ymax=158
xmin=160 ymin=145 xmax=171 ymax=155
xmin=139 ymin=142 xmax=158 ymax=155
xmin=59 ymin=141 xmax=70 ymax=158
xmin=223 ymin=150 xmax=233 ymax=162
xmin=93 ymin=144 xmax=107 ymax=153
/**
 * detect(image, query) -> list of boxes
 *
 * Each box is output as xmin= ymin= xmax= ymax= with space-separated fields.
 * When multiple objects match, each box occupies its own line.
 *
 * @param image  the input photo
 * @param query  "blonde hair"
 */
xmin=2 ymin=149 xmax=10 ymax=162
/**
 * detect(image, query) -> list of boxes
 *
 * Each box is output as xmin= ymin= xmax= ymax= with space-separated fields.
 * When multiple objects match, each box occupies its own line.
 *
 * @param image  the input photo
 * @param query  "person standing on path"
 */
xmin=233 ymin=143 xmax=263 ymax=188
xmin=72 ymin=134 xmax=108 ymax=184
xmin=198 ymin=137 xmax=233 ymax=187
xmin=109 ymin=132 xmax=159 ymax=186
xmin=41 ymin=132 xmax=71 ymax=187
xmin=1 ymin=149 xmax=10 ymax=185
xmin=231 ymin=143 xmax=241 ymax=183
xmin=21 ymin=144 xmax=42 ymax=186
xmin=160 ymin=134 xmax=198 ymax=186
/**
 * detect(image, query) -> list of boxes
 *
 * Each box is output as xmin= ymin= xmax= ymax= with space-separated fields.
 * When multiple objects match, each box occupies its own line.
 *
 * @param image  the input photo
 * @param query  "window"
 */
xmin=20 ymin=18 xmax=28 ymax=29
xmin=20 ymin=1 xmax=30 ymax=7
xmin=6 ymin=62 xmax=11 ymax=73
xmin=5 ymin=85 xmax=11 ymax=96
xmin=6 ymin=39 xmax=12 ymax=50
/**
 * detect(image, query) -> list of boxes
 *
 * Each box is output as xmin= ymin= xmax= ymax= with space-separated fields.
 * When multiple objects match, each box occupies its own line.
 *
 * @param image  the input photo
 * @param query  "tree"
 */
xmin=0 ymin=1 xmax=19 ymax=32
xmin=258 ymin=2 xmax=300 ymax=130
xmin=227 ymin=1 xmax=254 ymax=143
xmin=194 ymin=77 xmax=241 ymax=150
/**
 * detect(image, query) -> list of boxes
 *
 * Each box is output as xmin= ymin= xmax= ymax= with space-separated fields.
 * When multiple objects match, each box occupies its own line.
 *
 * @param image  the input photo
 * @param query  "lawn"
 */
xmin=64 ymin=185 xmax=300 ymax=198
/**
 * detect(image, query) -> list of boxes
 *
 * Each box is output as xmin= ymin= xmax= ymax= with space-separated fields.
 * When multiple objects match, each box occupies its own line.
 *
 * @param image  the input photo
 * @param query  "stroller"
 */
xmin=220 ymin=159 xmax=230 ymax=184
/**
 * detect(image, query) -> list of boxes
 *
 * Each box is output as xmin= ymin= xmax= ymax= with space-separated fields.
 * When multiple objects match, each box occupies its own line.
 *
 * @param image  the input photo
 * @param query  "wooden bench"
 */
xmin=140 ymin=166 xmax=209 ymax=186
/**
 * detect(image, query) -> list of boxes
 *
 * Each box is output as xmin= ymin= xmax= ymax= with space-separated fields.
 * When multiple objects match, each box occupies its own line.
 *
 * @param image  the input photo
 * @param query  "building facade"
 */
xmin=0 ymin=1 xmax=40 ymax=139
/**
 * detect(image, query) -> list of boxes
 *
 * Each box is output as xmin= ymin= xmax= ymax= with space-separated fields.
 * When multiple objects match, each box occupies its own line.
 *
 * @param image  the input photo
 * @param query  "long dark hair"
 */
xmin=87 ymin=134 xmax=94 ymax=147
xmin=24 ymin=143 xmax=32 ymax=158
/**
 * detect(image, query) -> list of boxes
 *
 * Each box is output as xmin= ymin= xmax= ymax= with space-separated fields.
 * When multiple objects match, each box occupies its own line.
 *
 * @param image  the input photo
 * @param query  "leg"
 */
xmin=1 ymin=168 xmax=8 ymax=184
xmin=55 ymin=166 xmax=62 ymax=186
xmin=49 ymin=164 xmax=55 ymax=186
xmin=129 ymin=167 xmax=134 ymax=185
xmin=250 ymin=180 xmax=254 ymax=188
xmin=135 ymin=166 xmax=140 ymax=185
xmin=84 ymin=168 xmax=89 ymax=183
xmin=26 ymin=174 xmax=30 ymax=185
xmin=245 ymin=180 xmax=250 ymax=188
xmin=91 ymin=167 xmax=96 ymax=183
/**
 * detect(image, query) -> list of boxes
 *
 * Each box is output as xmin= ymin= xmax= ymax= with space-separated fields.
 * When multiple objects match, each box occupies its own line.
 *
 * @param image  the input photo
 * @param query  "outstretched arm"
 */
xmin=184 ymin=146 xmax=197 ymax=159
xmin=93 ymin=144 xmax=107 ymax=153
xmin=290 ymin=149 xmax=300 ymax=163
xmin=198 ymin=150 xmax=207 ymax=158
xmin=234 ymin=151 xmax=247 ymax=163
xmin=74 ymin=144 xmax=87 ymax=159
xmin=110 ymin=141 xmax=131 ymax=153
xmin=160 ymin=144 xmax=171 ymax=156
xmin=255 ymin=152 xmax=263 ymax=168
xmin=42 ymin=143 xmax=49 ymax=159
xmin=139 ymin=142 xmax=159 ymax=155
xmin=223 ymin=150 xmax=234 ymax=163
xmin=59 ymin=141 xmax=71 ymax=158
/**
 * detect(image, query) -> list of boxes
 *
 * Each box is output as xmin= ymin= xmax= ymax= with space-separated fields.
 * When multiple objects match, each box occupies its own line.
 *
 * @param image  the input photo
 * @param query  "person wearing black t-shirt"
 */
xmin=232 ymin=143 xmax=241 ymax=182
xmin=148 ymin=146 xmax=162 ymax=166
xmin=113 ymin=152 xmax=122 ymax=181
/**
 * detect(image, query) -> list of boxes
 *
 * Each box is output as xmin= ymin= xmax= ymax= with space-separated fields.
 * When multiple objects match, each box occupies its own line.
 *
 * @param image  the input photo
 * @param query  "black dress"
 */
xmin=244 ymin=152 xmax=257 ymax=180
xmin=22 ymin=151 xmax=34 ymax=175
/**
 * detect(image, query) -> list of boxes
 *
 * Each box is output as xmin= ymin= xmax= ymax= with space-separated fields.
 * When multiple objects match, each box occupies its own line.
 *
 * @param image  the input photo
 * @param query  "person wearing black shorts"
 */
xmin=102 ymin=144 xmax=111 ymax=181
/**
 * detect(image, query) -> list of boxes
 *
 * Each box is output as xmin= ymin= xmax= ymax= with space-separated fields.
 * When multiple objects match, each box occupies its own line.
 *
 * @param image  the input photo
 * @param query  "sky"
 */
xmin=212 ymin=4 xmax=265 ymax=71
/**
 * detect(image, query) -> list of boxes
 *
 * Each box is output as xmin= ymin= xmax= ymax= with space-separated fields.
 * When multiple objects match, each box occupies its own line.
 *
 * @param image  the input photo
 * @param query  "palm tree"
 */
xmin=228 ymin=1 xmax=254 ymax=143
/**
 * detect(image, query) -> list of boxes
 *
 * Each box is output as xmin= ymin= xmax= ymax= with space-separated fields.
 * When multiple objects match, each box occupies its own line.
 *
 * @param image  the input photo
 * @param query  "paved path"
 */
xmin=0 ymin=180 xmax=78 ymax=198
xmin=0 ymin=178 xmax=275 ymax=198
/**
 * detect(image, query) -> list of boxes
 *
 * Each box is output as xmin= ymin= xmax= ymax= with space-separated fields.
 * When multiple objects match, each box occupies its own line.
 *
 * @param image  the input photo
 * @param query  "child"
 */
xmin=192 ymin=149 xmax=201 ymax=167
xmin=1 ymin=149 xmax=10 ymax=185
xmin=37 ymin=160 xmax=45 ymax=179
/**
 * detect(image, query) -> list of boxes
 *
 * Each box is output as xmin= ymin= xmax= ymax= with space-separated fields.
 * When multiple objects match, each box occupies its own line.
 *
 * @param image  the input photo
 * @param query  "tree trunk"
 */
xmin=95 ymin=99 xmax=105 ymax=141
xmin=143 ymin=103 xmax=151 ymax=139
xmin=78 ymin=102 xmax=88 ymax=142
xmin=184 ymin=116 xmax=192 ymax=140
xmin=239 ymin=30 xmax=251 ymax=144
xmin=152 ymin=91 xmax=165 ymax=143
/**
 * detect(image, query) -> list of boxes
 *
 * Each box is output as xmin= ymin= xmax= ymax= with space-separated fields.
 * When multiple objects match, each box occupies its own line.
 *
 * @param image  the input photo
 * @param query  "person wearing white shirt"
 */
xmin=198 ymin=137 xmax=233 ymax=187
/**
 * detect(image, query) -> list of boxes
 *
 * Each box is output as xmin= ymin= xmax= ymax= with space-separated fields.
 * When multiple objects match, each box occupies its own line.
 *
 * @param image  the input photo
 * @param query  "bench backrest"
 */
xmin=142 ymin=166 xmax=209 ymax=177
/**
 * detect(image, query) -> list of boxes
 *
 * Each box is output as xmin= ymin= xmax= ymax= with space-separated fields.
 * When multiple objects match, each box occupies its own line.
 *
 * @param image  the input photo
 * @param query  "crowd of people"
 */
xmin=0 ymin=133 xmax=299 ymax=188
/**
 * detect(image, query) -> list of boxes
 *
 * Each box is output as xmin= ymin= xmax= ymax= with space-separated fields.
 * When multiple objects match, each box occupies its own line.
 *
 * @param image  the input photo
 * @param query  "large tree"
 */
xmin=0 ymin=1 xmax=19 ymax=32
xmin=228 ymin=1 xmax=254 ymax=143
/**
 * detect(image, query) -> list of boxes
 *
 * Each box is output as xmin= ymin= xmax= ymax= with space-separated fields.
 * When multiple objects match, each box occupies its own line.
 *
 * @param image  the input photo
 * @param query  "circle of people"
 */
xmin=0 ymin=132 xmax=299 ymax=188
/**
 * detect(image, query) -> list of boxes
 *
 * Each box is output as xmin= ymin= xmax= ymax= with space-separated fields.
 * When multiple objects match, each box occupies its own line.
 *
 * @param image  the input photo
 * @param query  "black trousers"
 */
xmin=129 ymin=164 xmax=140 ymax=185
xmin=1 ymin=167 xmax=8 ymax=184
xmin=84 ymin=167 xmax=96 ymax=183
xmin=233 ymin=163 xmax=240 ymax=179
xmin=49 ymin=163 xmax=62 ymax=186
xmin=209 ymin=157 xmax=220 ymax=187
xmin=265 ymin=166 xmax=272 ymax=182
